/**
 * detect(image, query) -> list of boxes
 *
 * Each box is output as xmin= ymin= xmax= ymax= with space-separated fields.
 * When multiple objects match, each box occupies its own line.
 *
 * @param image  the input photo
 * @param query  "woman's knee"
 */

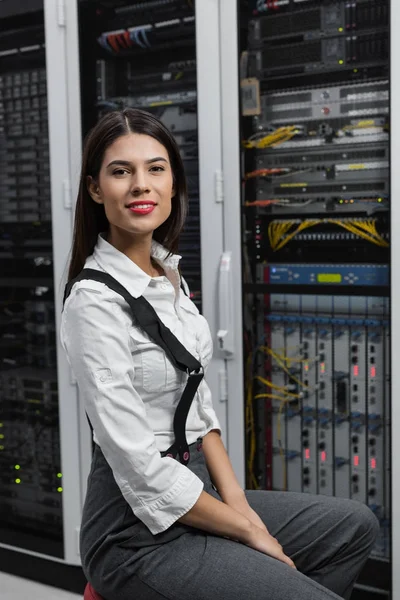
xmin=340 ymin=498 xmax=380 ymax=546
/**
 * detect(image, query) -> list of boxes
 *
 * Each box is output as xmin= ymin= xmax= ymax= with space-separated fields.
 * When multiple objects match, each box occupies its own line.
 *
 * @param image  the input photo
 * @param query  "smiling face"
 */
xmin=88 ymin=132 xmax=175 ymax=245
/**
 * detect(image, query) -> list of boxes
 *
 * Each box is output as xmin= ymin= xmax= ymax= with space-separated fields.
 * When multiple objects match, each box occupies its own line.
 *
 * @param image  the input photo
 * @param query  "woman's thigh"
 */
xmin=113 ymin=532 xmax=343 ymax=600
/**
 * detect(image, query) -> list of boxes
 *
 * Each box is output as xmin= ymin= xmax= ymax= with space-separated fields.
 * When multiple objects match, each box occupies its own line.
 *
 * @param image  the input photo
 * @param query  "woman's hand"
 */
xmin=243 ymin=522 xmax=296 ymax=569
xmin=223 ymin=491 xmax=296 ymax=569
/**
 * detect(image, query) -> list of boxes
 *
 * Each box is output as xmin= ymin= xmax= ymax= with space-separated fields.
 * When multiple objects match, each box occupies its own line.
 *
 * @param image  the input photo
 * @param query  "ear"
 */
xmin=87 ymin=176 xmax=103 ymax=204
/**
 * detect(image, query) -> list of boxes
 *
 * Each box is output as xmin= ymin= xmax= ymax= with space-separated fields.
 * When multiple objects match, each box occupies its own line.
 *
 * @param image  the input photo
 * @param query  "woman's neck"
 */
xmin=106 ymin=228 xmax=163 ymax=277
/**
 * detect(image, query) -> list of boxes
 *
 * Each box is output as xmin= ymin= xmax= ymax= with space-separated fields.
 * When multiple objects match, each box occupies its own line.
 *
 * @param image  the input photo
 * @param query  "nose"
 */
xmin=131 ymin=168 xmax=151 ymax=196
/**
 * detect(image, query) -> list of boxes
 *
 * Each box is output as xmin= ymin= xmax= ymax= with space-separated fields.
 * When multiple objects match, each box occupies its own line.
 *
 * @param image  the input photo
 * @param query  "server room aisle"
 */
xmin=0 ymin=572 xmax=81 ymax=600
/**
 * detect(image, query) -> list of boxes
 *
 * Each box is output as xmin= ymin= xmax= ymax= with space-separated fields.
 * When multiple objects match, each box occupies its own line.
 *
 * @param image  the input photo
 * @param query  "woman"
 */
xmin=61 ymin=108 xmax=378 ymax=600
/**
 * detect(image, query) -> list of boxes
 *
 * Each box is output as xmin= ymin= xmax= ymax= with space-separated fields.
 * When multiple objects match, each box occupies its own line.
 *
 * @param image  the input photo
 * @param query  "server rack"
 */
xmin=0 ymin=0 xmax=88 ymax=588
xmin=219 ymin=0 xmax=395 ymax=598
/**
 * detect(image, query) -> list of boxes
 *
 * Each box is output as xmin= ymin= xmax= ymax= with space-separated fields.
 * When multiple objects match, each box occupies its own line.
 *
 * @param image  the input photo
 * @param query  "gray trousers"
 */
xmin=81 ymin=442 xmax=379 ymax=600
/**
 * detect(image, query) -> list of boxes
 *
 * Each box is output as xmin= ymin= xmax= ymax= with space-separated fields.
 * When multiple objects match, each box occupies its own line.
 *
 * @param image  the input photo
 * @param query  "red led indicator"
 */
xmin=321 ymin=451 xmax=326 ymax=462
xmin=304 ymin=363 xmax=309 ymax=372
xmin=320 ymin=362 xmax=326 ymax=374
xmin=353 ymin=365 xmax=359 ymax=377
xmin=370 ymin=366 xmax=376 ymax=378
xmin=354 ymin=455 xmax=359 ymax=467
xmin=305 ymin=449 xmax=310 ymax=460
xmin=371 ymin=458 xmax=376 ymax=469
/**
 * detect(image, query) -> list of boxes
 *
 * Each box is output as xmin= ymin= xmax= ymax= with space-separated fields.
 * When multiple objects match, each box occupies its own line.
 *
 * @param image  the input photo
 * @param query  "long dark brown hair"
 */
xmin=67 ymin=108 xmax=188 ymax=281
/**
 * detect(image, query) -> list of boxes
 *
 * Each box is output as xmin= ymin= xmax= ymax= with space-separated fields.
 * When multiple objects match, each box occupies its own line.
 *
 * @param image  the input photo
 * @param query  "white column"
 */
xmin=195 ymin=1 xmax=228 ymax=442
xmin=218 ymin=0 xmax=245 ymax=485
xmin=44 ymin=0 xmax=85 ymax=565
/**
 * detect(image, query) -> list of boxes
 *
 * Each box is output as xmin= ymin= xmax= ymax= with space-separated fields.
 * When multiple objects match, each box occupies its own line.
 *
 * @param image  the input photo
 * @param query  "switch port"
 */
xmin=336 ymin=381 xmax=347 ymax=413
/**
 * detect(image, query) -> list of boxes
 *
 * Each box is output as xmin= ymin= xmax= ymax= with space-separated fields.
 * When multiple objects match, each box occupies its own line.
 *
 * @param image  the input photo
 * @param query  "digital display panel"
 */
xmin=317 ymin=273 xmax=342 ymax=283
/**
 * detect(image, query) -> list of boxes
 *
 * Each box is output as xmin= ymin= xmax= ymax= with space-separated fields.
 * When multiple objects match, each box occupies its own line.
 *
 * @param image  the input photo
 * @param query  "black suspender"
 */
xmin=63 ymin=269 xmax=203 ymax=466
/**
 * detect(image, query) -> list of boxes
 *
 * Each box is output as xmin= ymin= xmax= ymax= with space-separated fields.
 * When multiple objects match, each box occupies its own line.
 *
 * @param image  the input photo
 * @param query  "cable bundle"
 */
xmin=268 ymin=218 xmax=389 ymax=251
xmin=243 ymin=125 xmax=302 ymax=149
xmin=98 ymin=27 xmax=152 ymax=53
xmin=246 ymin=345 xmax=315 ymax=490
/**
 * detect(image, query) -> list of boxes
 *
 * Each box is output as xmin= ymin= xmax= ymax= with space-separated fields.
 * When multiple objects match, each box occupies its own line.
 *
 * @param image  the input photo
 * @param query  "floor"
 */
xmin=0 ymin=571 xmax=82 ymax=600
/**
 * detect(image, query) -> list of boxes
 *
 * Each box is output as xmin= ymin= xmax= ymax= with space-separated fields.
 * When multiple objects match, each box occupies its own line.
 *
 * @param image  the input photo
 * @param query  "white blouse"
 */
xmin=60 ymin=234 xmax=221 ymax=535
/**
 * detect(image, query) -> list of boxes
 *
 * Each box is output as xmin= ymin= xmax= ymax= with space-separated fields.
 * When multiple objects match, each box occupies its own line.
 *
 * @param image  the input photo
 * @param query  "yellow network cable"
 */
xmin=245 ymin=353 xmax=258 ymax=488
xmin=260 ymin=346 xmax=310 ymax=390
xmin=243 ymin=126 xmax=301 ymax=149
xmin=254 ymin=375 xmax=300 ymax=397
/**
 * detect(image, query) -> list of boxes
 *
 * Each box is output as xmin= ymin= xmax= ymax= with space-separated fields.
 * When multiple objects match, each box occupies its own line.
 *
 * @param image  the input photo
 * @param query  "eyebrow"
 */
xmin=106 ymin=157 xmax=168 ymax=168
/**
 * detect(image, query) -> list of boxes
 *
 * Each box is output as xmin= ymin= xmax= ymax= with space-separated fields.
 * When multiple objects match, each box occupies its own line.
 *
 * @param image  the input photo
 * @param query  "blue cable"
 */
xmin=130 ymin=29 xmax=146 ymax=49
xmin=141 ymin=28 xmax=151 ymax=48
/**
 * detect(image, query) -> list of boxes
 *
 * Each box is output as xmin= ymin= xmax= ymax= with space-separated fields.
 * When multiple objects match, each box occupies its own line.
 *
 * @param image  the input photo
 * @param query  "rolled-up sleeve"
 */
xmin=61 ymin=284 xmax=203 ymax=535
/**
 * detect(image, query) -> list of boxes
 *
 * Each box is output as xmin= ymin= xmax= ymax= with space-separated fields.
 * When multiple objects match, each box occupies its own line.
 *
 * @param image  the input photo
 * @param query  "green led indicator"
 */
xmin=57 ymin=487 xmax=63 ymax=493
xmin=338 ymin=27 xmax=344 ymax=32
xmin=15 ymin=478 xmax=21 ymax=484
xmin=353 ymin=68 xmax=358 ymax=73
xmin=0 ymin=446 xmax=4 ymax=451
xmin=338 ymin=59 xmax=344 ymax=65
xmin=0 ymin=434 xmax=4 ymax=439
xmin=378 ymin=198 xmax=383 ymax=203
xmin=14 ymin=465 xmax=20 ymax=470
xmin=0 ymin=422 xmax=3 ymax=427
xmin=57 ymin=473 xmax=62 ymax=478
xmin=339 ymin=199 xmax=344 ymax=204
